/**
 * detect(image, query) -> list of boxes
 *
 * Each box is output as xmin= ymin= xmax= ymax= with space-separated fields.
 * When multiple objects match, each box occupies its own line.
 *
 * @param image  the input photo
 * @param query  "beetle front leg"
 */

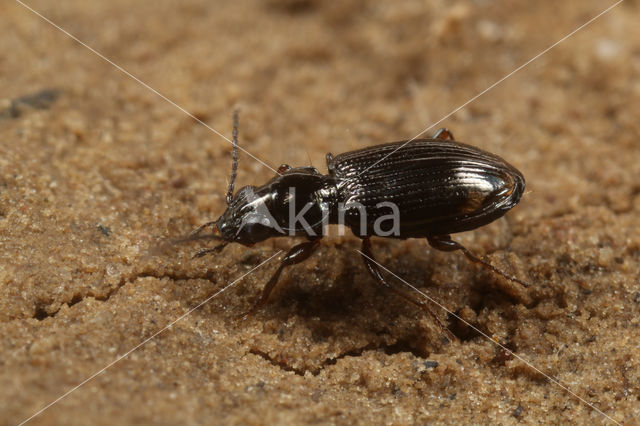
xmin=240 ymin=239 xmax=321 ymax=318
xmin=360 ymin=238 xmax=454 ymax=340
xmin=427 ymin=235 xmax=530 ymax=287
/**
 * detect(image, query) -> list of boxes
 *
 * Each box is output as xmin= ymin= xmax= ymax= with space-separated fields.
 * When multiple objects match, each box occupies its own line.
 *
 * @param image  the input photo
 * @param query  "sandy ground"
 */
xmin=1 ymin=0 xmax=639 ymax=424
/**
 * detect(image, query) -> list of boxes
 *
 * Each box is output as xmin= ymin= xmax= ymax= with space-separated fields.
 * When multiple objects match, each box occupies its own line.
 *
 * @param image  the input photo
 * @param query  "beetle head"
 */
xmin=215 ymin=185 xmax=285 ymax=245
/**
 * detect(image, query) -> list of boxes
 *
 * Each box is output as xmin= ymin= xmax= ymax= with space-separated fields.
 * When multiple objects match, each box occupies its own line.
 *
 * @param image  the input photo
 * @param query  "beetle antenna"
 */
xmin=226 ymin=109 xmax=239 ymax=205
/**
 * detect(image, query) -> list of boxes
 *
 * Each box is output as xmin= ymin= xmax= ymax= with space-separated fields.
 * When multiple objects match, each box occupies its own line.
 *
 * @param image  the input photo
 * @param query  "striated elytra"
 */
xmin=328 ymin=139 xmax=525 ymax=237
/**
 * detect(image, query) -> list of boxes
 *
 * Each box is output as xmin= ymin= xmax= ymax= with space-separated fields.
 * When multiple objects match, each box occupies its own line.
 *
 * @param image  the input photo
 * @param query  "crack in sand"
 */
xmin=249 ymin=342 xmax=432 ymax=376
xmin=25 ymin=271 xmax=223 ymax=322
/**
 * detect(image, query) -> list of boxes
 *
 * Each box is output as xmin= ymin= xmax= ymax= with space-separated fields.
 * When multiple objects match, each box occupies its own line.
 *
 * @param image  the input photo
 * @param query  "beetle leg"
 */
xmin=432 ymin=128 xmax=455 ymax=141
xmin=240 ymin=239 xmax=321 ymax=318
xmin=193 ymin=242 xmax=228 ymax=258
xmin=427 ymin=235 xmax=530 ymax=287
xmin=360 ymin=238 xmax=455 ymax=341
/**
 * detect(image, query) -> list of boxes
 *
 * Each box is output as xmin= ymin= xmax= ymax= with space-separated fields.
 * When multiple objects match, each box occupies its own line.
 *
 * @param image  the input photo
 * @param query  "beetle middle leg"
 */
xmin=360 ymin=238 xmax=454 ymax=340
xmin=240 ymin=238 xmax=321 ymax=318
xmin=427 ymin=235 xmax=530 ymax=287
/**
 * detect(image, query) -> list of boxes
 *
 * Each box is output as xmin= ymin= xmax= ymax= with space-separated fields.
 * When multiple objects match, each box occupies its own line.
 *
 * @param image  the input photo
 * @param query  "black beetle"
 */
xmin=192 ymin=112 xmax=528 ymax=322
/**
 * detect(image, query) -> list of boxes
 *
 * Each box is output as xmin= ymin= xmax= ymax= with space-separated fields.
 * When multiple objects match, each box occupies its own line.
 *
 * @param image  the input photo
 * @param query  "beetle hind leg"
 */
xmin=360 ymin=238 xmax=455 ymax=341
xmin=427 ymin=235 xmax=530 ymax=288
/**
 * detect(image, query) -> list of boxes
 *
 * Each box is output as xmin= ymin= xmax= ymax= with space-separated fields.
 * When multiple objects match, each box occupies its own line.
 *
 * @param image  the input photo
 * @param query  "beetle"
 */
xmin=192 ymin=111 xmax=528 ymax=324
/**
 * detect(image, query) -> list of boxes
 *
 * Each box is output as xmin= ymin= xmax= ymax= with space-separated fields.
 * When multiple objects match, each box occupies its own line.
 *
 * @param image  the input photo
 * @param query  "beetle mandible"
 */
xmin=192 ymin=111 xmax=528 ymax=322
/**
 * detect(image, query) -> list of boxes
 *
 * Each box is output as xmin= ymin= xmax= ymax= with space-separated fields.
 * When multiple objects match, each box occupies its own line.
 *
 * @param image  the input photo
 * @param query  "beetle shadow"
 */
xmin=242 ymin=244 xmax=453 ymax=357
xmin=373 ymin=240 xmax=534 ymax=343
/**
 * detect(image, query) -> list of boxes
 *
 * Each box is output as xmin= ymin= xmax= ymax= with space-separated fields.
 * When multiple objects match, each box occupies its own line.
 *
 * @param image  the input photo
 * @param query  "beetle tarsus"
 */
xmin=427 ymin=235 xmax=530 ymax=288
xmin=360 ymin=238 xmax=456 ymax=342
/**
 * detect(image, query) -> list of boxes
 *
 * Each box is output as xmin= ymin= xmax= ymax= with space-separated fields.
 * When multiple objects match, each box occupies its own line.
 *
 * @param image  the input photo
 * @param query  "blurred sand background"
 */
xmin=1 ymin=0 xmax=639 ymax=424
